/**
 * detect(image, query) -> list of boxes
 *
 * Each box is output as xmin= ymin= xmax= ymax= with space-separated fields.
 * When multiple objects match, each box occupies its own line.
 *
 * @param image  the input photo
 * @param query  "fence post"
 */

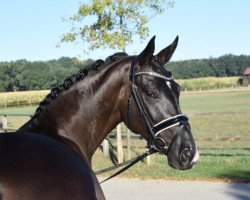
xmin=117 ymin=123 xmax=123 ymax=163
xmin=127 ymin=128 xmax=131 ymax=160
xmin=147 ymin=155 xmax=151 ymax=166
xmin=2 ymin=115 xmax=7 ymax=130
xmin=102 ymin=139 xmax=110 ymax=158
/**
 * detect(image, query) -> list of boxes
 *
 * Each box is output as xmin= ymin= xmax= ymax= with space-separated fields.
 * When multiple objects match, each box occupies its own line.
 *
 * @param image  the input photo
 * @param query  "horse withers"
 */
xmin=0 ymin=36 xmax=199 ymax=200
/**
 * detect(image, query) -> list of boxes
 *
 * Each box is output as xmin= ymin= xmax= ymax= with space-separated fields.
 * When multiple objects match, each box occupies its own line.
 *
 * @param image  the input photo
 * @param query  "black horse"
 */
xmin=0 ymin=36 xmax=199 ymax=200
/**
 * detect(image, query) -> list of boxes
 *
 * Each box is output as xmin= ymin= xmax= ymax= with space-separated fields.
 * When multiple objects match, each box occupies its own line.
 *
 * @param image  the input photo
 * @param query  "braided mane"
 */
xmin=31 ymin=52 xmax=128 ymax=126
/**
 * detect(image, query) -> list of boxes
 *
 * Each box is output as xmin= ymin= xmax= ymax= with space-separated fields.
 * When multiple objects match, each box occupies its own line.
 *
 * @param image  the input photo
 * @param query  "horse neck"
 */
xmin=19 ymin=58 xmax=131 ymax=164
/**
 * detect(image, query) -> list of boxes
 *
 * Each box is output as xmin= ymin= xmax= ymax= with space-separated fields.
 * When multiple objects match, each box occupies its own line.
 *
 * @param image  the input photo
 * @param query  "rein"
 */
xmin=95 ymin=56 xmax=189 ymax=183
xmin=95 ymin=149 xmax=155 ymax=184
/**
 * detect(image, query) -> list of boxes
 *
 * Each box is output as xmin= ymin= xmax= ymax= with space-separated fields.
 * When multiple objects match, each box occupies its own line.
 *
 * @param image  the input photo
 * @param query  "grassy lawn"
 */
xmin=92 ymin=145 xmax=250 ymax=183
xmin=1 ymin=89 xmax=250 ymax=182
xmin=180 ymin=90 xmax=250 ymax=114
xmin=93 ymin=90 xmax=250 ymax=182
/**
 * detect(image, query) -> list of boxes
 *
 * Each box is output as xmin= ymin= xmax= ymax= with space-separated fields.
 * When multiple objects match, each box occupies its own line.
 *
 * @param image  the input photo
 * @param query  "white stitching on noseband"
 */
xmin=134 ymin=71 xmax=173 ymax=81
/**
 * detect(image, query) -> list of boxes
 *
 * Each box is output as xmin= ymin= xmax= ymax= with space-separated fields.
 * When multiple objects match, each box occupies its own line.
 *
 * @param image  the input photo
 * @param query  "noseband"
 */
xmin=128 ymin=56 xmax=189 ymax=153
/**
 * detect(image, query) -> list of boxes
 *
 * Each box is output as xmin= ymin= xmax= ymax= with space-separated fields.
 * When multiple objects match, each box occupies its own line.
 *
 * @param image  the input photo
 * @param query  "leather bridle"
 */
xmin=96 ymin=56 xmax=190 ymax=183
xmin=128 ymin=56 xmax=189 ymax=153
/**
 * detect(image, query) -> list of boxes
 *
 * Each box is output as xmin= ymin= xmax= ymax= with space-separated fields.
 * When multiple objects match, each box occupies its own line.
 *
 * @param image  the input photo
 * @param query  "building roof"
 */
xmin=244 ymin=67 xmax=250 ymax=75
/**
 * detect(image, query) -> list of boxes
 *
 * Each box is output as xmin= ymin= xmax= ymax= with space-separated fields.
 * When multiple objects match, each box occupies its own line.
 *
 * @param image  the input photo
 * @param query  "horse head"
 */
xmin=18 ymin=35 xmax=199 ymax=171
xmin=124 ymin=36 xmax=199 ymax=170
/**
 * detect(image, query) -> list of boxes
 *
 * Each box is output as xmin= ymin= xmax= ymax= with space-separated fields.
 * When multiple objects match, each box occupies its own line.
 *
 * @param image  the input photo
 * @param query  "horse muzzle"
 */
xmin=166 ymin=125 xmax=199 ymax=170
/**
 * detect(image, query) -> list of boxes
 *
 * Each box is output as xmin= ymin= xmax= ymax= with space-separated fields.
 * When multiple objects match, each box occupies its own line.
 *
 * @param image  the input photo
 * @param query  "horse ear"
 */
xmin=156 ymin=36 xmax=179 ymax=65
xmin=138 ymin=36 xmax=155 ymax=66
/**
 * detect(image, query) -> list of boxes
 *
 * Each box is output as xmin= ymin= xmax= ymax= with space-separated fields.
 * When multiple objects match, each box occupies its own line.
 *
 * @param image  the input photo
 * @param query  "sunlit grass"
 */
xmin=93 ymin=147 xmax=250 ymax=183
xmin=180 ymin=90 xmax=250 ymax=114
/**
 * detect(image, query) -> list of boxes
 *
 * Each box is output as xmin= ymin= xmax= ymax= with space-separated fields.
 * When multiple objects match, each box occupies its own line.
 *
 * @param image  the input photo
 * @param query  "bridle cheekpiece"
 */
xmin=128 ymin=56 xmax=189 ymax=153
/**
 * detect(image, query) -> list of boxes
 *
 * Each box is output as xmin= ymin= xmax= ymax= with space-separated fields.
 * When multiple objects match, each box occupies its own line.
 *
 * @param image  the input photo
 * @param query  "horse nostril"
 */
xmin=180 ymin=148 xmax=191 ymax=165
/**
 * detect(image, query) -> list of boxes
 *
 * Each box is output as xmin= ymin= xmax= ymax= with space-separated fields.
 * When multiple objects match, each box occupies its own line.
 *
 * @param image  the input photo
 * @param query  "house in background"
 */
xmin=242 ymin=67 xmax=250 ymax=86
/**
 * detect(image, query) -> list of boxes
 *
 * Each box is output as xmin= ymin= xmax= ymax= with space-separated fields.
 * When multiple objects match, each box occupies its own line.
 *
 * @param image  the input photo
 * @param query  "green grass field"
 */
xmin=180 ymin=90 xmax=250 ymax=148
xmin=1 ymin=89 xmax=250 ymax=182
xmin=93 ymin=90 xmax=250 ymax=182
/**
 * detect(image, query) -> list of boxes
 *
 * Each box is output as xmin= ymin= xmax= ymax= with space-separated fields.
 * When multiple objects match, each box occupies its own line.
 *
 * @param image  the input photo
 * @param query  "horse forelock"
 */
xmin=30 ymin=52 xmax=130 ymax=127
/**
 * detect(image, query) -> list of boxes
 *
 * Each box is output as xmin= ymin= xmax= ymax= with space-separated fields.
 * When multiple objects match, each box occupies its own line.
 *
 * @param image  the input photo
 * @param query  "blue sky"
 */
xmin=0 ymin=0 xmax=249 ymax=62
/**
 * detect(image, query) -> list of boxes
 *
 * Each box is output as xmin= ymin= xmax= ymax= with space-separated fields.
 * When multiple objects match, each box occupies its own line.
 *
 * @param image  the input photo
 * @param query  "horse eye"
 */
xmin=144 ymin=90 xmax=153 ymax=97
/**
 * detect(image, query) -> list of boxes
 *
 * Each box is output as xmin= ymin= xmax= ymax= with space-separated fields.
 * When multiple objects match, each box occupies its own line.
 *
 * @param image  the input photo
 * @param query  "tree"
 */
xmin=61 ymin=0 xmax=174 ymax=52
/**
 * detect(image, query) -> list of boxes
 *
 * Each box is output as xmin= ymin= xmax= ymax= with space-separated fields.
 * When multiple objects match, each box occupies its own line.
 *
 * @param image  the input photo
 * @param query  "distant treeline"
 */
xmin=0 ymin=54 xmax=250 ymax=92
xmin=168 ymin=54 xmax=250 ymax=79
xmin=0 ymin=57 xmax=94 ymax=92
